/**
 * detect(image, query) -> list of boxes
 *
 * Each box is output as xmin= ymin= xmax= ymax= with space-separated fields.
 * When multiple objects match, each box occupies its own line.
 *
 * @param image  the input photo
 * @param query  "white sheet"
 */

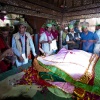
xmin=37 ymin=48 xmax=96 ymax=80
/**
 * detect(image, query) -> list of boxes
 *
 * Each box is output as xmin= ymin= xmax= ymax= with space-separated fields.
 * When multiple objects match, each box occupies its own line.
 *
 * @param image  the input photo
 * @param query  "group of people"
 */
xmin=61 ymin=24 xmax=99 ymax=54
xmin=0 ymin=22 xmax=37 ymax=73
xmin=39 ymin=23 xmax=99 ymax=55
xmin=0 ymin=21 xmax=100 ymax=73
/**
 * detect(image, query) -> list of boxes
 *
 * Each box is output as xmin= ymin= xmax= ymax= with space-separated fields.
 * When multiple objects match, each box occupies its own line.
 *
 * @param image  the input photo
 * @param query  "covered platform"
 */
xmin=0 ymin=0 xmax=100 ymax=100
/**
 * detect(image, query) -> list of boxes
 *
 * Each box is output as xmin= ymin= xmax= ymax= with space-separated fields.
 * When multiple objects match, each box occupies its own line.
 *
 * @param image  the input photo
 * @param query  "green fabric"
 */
xmin=48 ymin=87 xmax=72 ymax=98
xmin=0 ymin=60 xmax=32 ymax=81
xmin=33 ymin=89 xmax=73 ymax=100
xmin=94 ymin=60 xmax=100 ymax=86
xmin=62 ymin=32 xmax=67 ymax=43
xmin=96 ymin=23 xmax=100 ymax=26
xmin=47 ymin=24 xmax=52 ymax=28
xmin=39 ymin=72 xmax=65 ymax=82
xmin=69 ymin=25 xmax=74 ymax=29
xmin=38 ymin=59 xmax=100 ymax=96
xmin=82 ymin=25 xmax=87 ymax=29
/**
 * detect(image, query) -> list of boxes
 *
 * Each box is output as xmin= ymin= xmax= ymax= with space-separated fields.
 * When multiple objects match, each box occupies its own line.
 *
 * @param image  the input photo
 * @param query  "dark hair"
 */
xmin=98 ymin=25 xmax=100 ymax=27
xmin=52 ymin=24 xmax=56 ymax=27
xmin=6 ymin=23 xmax=10 ymax=26
xmin=1 ymin=27 xmax=9 ymax=32
xmin=45 ymin=26 xmax=49 ymax=31
xmin=1 ymin=94 xmax=33 ymax=100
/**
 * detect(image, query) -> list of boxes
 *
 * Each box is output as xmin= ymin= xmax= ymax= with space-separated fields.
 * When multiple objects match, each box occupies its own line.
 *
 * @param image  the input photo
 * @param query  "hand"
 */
xmin=19 ymin=56 xmax=24 ymax=62
xmin=3 ymin=48 xmax=13 ymax=57
xmin=48 ymin=40 xmax=52 ymax=44
xmin=34 ymin=55 xmax=38 ymax=58
xmin=6 ymin=48 xmax=13 ymax=55
xmin=82 ymin=40 xmax=86 ymax=42
xmin=88 ymin=40 xmax=94 ymax=43
xmin=43 ymin=53 xmax=46 ymax=56
xmin=76 ymin=38 xmax=80 ymax=40
xmin=72 ymin=41 xmax=75 ymax=44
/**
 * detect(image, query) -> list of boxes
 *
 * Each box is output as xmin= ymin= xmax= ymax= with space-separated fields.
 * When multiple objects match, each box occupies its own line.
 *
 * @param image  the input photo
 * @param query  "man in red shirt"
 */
xmin=51 ymin=24 xmax=59 ymax=41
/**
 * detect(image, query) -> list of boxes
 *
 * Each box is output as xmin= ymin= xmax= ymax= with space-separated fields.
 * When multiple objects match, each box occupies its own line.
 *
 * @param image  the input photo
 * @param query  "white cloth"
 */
xmin=94 ymin=44 xmax=100 ymax=56
xmin=0 ymin=72 xmax=42 ymax=98
xmin=62 ymin=45 xmax=68 ymax=49
xmin=39 ymin=32 xmax=54 ymax=55
xmin=96 ymin=29 xmax=100 ymax=43
xmin=16 ymin=53 xmax=28 ymax=67
xmin=37 ymin=48 xmax=96 ymax=80
xmin=50 ymin=39 xmax=57 ymax=51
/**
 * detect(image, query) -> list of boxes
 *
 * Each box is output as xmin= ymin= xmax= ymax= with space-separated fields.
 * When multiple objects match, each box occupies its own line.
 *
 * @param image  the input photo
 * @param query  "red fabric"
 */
xmin=0 ymin=61 xmax=10 ymax=73
xmin=0 ymin=36 xmax=8 ymax=50
xmin=83 ymin=92 xmax=100 ymax=100
xmin=45 ymin=31 xmax=52 ymax=41
xmin=40 ymin=28 xmax=45 ymax=34
xmin=88 ymin=71 xmax=95 ymax=86
xmin=19 ymin=67 xmax=52 ymax=87
xmin=0 ymin=35 xmax=10 ymax=73
xmin=51 ymin=30 xmax=58 ymax=40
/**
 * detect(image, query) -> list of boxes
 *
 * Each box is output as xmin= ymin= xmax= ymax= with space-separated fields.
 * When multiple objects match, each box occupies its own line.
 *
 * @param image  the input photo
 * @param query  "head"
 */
xmin=40 ymin=28 xmax=45 ymax=34
xmin=52 ymin=24 xmax=56 ymax=31
xmin=60 ymin=23 xmax=65 ymax=30
xmin=69 ymin=25 xmax=74 ymax=33
xmin=10 ymin=26 xmax=14 ymax=32
xmin=1 ymin=27 xmax=9 ymax=38
xmin=82 ymin=26 xmax=88 ymax=33
xmin=6 ymin=23 xmax=10 ymax=27
xmin=46 ymin=24 xmax=52 ymax=32
xmin=95 ymin=24 xmax=100 ymax=31
xmin=18 ymin=22 xmax=27 ymax=34
xmin=64 ymin=27 xmax=68 ymax=33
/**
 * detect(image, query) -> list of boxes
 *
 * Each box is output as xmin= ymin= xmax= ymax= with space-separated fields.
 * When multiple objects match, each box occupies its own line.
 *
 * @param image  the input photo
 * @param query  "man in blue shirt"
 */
xmin=81 ymin=26 xmax=98 ymax=53
xmin=12 ymin=22 xmax=37 ymax=67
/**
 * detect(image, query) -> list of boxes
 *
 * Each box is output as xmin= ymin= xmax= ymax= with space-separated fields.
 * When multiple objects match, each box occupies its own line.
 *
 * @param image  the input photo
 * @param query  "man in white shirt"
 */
xmin=39 ymin=24 xmax=54 ymax=56
xmin=12 ymin=22 xmax=37 ymax=67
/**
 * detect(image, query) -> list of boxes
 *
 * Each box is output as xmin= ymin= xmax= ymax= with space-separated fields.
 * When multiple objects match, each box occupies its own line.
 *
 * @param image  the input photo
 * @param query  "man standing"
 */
xmin=66 ymin=25 xmax=81 ymax=50
xmin=39 ymin=24 xmax=54 ymax=56
xmin=81 ymin=26 xmax=98 ymax=53
xmin=12 ymin=22 xmax=37 ymax=67
xmin=94 ymin=24 xmax=100 ymax=56
xmin=62 ymin=27 xmax=68 ymax=49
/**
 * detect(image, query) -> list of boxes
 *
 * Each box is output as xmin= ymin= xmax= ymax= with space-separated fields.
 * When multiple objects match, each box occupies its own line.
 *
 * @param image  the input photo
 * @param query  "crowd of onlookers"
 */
xmin=39 ymin=23 xmax=100 ymax=56
xmin=0 ymin=22 xmax=100 ymax=73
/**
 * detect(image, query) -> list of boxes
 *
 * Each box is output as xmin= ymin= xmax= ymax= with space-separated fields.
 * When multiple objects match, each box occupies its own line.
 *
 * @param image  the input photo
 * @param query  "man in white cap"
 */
xmin=62 ymin=26 xmax=68 ymax=49
xmin=12 ymin=22 xmax=37 ymax=67
xmin=39 ymin=24 xmax=54 ymax=56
